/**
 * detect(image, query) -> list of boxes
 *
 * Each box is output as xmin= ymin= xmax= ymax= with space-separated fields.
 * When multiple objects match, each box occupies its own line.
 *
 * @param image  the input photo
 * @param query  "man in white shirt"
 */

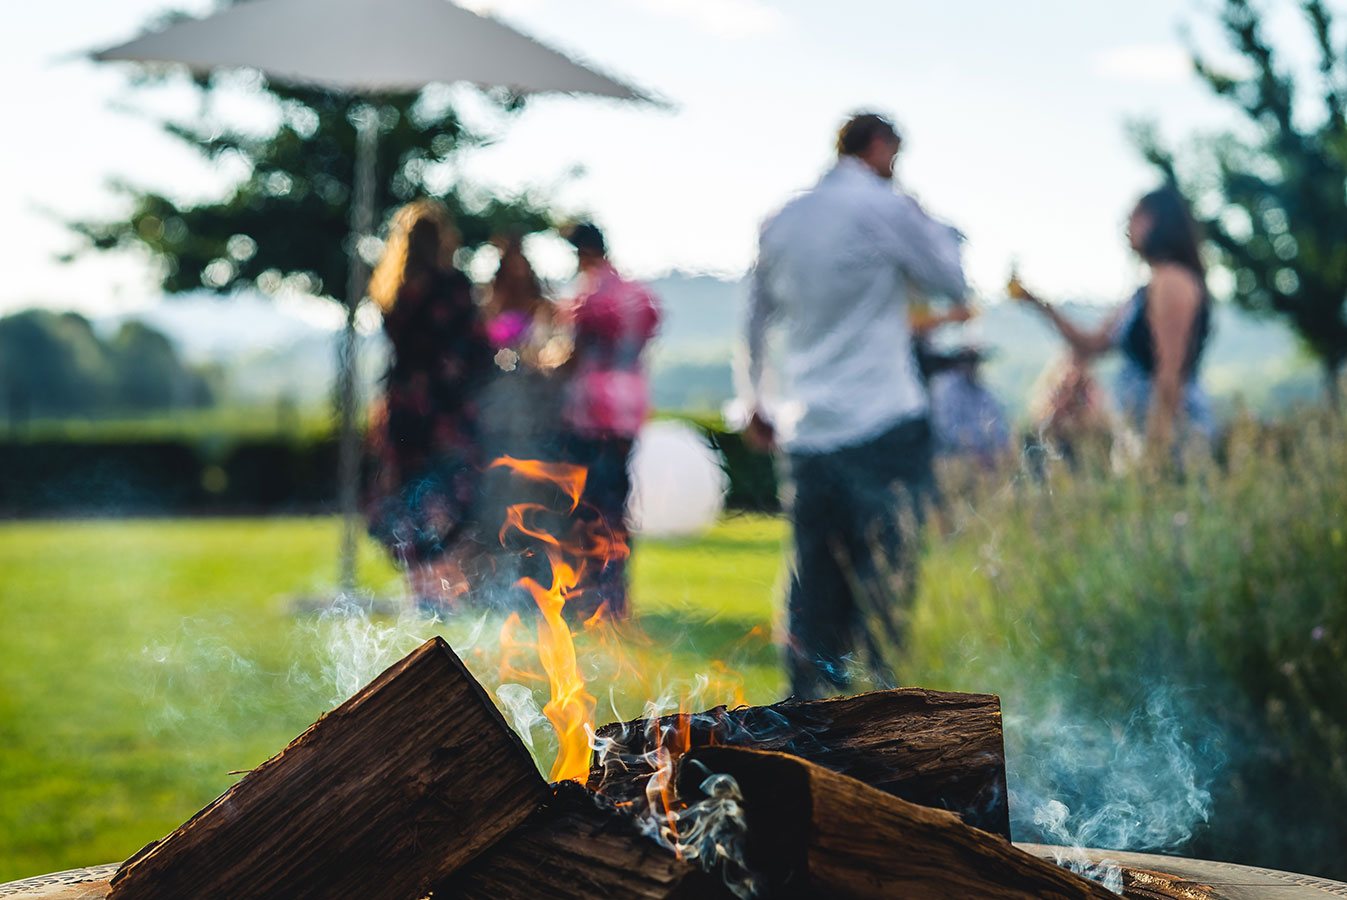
xmin=745 ymin=112 xmax=968 ymax=699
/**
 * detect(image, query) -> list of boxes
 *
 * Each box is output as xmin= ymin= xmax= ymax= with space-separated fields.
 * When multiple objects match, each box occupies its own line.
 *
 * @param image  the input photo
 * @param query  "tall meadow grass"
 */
xmin=910 ymin=411 xmax=1347 ymax=878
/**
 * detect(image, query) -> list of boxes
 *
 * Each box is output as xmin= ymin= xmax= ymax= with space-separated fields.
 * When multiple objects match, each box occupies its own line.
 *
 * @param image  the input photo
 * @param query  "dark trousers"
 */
xmin=785 ymin=417 xmax=934 ymax=700
xmin=559 ymin=433 xmax=634 ymax=619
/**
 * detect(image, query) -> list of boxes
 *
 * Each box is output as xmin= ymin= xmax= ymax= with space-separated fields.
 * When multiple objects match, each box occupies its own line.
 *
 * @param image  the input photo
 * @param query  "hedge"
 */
xmin=0 ymin=421 xmax=777 ymax=517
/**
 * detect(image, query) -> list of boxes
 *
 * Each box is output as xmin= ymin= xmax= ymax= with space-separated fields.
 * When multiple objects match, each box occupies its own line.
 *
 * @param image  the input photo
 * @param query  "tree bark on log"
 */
xmin=588 ymin=688 xmax=1009 ymax=838
xmin=437 ymin=781 xmax=733 ymax=900
xmin=108 ymin=637 xmax=547 ymax=900
xmin=676 ymin=747 xmax=1117 ymax=900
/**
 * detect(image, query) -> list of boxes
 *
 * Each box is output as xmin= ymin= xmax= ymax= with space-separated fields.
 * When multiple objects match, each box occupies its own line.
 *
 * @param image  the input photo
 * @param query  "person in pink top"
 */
xmin=557 ymin=222 xmax=661 ymax=618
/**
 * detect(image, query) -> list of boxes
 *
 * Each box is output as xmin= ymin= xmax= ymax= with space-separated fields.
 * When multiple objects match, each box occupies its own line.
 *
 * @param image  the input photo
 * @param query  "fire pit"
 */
xmin=3 ymin=638 xmax=1344 ymax=900
xmin=4 ymin=847 xmax=1345 ymax=898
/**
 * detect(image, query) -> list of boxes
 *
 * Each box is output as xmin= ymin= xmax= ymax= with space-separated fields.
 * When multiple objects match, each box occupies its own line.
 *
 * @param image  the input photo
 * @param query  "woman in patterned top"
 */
xmin=362 ymin=199 xmax=494 ymax=609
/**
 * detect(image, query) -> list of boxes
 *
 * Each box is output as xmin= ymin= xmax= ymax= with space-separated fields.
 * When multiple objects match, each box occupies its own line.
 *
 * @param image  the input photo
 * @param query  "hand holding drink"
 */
xmin=910 ymin=300 xmax=976 ymax=334
xmin=947 ymin=303 xmax=975 ymax=324
xmin=1006 ymin=264 xmax=1041 ymax=308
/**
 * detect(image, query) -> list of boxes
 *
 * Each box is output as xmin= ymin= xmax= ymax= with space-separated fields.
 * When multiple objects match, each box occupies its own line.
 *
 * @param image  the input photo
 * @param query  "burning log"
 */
xmin=437 ymin=781 xmax=733 ymax=900
xmin=108 ymin=637 xmax=548 ymax=900
xmin=588 ymin=688 xmax=1010 ymax=837
xmin=675 ymin=747 xmax=1118 ymax=900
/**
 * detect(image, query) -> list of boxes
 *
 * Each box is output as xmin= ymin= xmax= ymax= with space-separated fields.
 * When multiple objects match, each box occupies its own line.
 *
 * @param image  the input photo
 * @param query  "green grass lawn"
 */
xmin=0 ymin=514 xmax=788 ymax=883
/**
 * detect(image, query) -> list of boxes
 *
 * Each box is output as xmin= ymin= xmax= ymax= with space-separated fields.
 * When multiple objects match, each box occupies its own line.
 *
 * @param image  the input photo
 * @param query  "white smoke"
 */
xmin=1007 ymin=687 xmax=1221 ymax=893
xmin=301 ymin=596 xmax=431 ymax=708
xmin=660 ymin=772 xmax=758 ymax=900
xmin=496 ymin=682 xmax=547 ymax=752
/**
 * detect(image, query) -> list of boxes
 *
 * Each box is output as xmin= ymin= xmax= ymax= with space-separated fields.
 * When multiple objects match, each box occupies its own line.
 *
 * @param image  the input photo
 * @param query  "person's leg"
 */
xmin=587 ymin=437 xmax=634 ymax=618
xmin=833 ymin=417 xmax=934 ymax=688
xmin=557 ymin=433 xmax=632 ymax=620
xmin=784 ymin=450 xmax=856 ymax=700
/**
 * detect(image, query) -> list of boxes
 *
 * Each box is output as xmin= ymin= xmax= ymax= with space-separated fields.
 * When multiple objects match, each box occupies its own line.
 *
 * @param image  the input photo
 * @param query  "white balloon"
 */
xmin=627 ymin=420 xmax=728 ymax=537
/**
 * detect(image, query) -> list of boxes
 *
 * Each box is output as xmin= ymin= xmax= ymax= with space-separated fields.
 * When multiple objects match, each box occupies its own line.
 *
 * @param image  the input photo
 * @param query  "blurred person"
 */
xmin=909 ymin=301 xmax=974 ymax=384
xmin=475 ymin=235 xmax=567 ymax=596
xmin=927 ymin=348 xmax=1009 ymax=467
xmin=362 ymin=198 xmax=494 ymax=610
xmin=908 ymin=302 xmax=1005 ymax=461
xmin=1027 ymin=351 xmax=1116 ymax=467
xmin=478 ymin=234 xmax=564 ymax=460
xmin=483 ymin=234 xmax=559 ymax=371
xmin=1009 ymin=185 xmax=1214 ymax=458
xmin=744 ymin=111 xmax=968 ymax=699
xmin=556 ymin=222 xmax=661 ymax=619
xmin=909 ymin=303 xmax=1005 ymax=528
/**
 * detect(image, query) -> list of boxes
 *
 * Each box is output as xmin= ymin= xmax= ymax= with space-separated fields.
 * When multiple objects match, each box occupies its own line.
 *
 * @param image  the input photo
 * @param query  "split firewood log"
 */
xmin=437 ymin=780 xmax=733 ymax=900
xmin=589 ymin=688 xmax=1009 ymax=837
xmin=674 ymin=746 xmax=1119 ymax=900
xmin=108 ymin=637 xmax=548 ymax=900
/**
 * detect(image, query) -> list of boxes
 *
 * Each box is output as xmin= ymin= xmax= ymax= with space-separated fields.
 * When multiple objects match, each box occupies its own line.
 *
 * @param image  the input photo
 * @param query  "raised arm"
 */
xmin=909 ymin=303 xmax=973 ymax=337
xmin=1010 ymin=276 xmax=1123 ymax=359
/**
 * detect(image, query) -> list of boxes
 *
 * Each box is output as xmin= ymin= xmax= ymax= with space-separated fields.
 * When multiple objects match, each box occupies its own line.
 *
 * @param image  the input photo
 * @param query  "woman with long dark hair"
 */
xmin=1011 ymin=185 xmax=1214 ymax=452
xmin=362 ymin=198 xmax=494 ymax=608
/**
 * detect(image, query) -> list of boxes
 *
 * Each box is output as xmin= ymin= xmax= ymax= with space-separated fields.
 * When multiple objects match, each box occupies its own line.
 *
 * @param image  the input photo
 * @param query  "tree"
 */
xmin=0 ymin=311 xmax=116 ymax=419
xmin=111 ymin=320 xmax=213 ymax=411
xmin=68 ymin=75 xmax=553 ymax=300
xmin=0 ymin=309 xmax=212 ymax=422
xmin=66 ymin=54 xmax=560 ymax=589
xmin=1138 ymin=0 xmax=1347 ymax=403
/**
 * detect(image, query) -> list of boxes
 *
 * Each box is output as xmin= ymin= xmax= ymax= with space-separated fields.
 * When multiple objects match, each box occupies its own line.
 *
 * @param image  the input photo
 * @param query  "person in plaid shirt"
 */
xmin=557 ymin=223 xmax=661 ymax=618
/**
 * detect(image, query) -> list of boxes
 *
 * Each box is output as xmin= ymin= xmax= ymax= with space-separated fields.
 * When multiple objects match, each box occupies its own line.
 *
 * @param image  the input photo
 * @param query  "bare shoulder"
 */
xmin=1148 ymin=263 xmax=1203 ymax=310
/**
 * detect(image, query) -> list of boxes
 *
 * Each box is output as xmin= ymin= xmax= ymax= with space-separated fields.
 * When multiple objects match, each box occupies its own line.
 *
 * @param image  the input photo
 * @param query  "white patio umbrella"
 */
xmin=93 ymin=0 xmax=656 ymax=592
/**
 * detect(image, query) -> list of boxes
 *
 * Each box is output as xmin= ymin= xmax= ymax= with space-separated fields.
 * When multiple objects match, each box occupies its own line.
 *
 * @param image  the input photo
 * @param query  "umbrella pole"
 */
xmin=337 ymin=104 xmax=378 ymax=595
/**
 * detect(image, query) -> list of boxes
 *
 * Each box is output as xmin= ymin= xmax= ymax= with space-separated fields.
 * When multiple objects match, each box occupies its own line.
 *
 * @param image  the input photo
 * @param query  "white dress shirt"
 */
xmin=746 ymin=156 xmax=967 ymax=453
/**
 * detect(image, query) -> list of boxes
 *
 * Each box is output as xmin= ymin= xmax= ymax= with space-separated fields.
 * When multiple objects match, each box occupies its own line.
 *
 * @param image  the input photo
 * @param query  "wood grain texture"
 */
xmin=677 ymin=747 xmax=1117 ymax=900
xmin=589 ymin=688 xmax=1009 ymax=837
xmin=0 ymin=866 xmax=118 ymax=900
xmin=107 ymin=637 xmax=547 ymax=900
xmin=438 ymin=781 xmax=733 ymax=900
xmin=1017 ymin=845 xmax=1347 ymax=900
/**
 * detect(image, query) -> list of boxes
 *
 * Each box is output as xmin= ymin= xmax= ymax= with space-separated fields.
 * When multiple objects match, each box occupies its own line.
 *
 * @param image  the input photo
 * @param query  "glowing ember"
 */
xmin=647 ymin=711 xmax=694 ymax=850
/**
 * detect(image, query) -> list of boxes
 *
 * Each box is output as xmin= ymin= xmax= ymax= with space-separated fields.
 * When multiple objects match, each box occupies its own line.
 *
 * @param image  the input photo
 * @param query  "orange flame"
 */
xmin=652 ymin=711 xmax=694 ymax=850
xmin=489 ymin=457 xmax=588 ymax=511
xmin=489 ymin=455 xmax=754 ymax=819
xmin=493 ymin=457 xmax=614 ymax=783
xmin=521 ymin=554 xmax=596 ymax=782
xmin=498 ymin=612 xmax=544 ymax=685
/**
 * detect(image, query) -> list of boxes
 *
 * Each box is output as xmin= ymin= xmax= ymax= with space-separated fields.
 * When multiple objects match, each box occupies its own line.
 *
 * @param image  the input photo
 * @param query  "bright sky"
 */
xmin=1 ymin=0 xmax=1336 ymax=318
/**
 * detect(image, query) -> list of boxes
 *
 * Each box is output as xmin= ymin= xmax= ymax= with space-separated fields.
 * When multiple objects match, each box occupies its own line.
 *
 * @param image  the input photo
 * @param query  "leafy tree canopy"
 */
xmin=69 ymin=70 xmax=555 ymax=301
xmin=1137 ymin=0 xmax=1347 ymax=395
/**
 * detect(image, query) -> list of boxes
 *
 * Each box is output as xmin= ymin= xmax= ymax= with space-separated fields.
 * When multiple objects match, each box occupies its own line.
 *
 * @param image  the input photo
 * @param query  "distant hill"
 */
xmin=97 ymin=275 xmax=1324 ymax=420
xmin=98 ymin=293 xmax=387 ymax=410
xmin=643 ymin=273 xmax=1321 ymax=418
xmin=646 ymin=272 xmax=743 ymax=361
